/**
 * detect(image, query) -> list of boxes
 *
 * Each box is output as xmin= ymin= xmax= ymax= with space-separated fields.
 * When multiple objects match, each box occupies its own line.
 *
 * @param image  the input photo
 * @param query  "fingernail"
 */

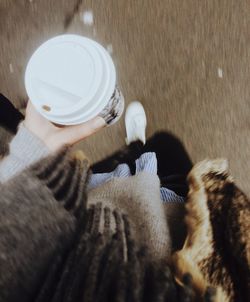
xmin=93 ymin=116 xmax=106 ymax=129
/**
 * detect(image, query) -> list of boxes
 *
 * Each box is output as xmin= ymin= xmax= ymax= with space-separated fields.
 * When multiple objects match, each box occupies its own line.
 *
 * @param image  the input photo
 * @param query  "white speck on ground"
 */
xmin=107 ymin=44 xmax=113 ymax=54
xmin=9 ymin=63 xmax=14 ymax=73
xmin=218 ymin=68 xmax=223 ymax=78
xmin=81 ymin=10 xmax=94 ymax=26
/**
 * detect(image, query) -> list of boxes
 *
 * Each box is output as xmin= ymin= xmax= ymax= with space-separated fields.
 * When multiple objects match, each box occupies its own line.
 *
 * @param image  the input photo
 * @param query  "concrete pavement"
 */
xmin=0 ymin=0 xmax=249 ymax=194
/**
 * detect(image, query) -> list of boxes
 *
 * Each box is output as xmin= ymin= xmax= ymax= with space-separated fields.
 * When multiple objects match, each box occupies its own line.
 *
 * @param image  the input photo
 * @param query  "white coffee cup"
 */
xmin=25 ymin=34 xmax=124 ymax=125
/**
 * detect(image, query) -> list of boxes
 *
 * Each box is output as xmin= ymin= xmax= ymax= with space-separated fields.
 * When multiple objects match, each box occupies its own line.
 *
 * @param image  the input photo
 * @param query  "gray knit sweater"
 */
xmin=0 ymin=123 xmax=50 ymax=182
xmin=0 ymin=123 xmax=186 ymax=300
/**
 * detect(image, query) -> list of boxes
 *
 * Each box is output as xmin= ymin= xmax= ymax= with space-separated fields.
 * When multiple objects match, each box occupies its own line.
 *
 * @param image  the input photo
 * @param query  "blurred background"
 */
xmin=0 ymin=0 xmax=249 ymax=194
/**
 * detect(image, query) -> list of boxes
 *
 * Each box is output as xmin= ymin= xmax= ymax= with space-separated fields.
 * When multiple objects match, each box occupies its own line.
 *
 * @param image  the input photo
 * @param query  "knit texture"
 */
xmin=0 ymin=122 xmax=50 ymax=182
xmin=88 ymin=171 xmax=172 ymax=259
xmin=0 ymin=126 xmax=185 ymax=258
xmin=0 ymin=147 xmax=174 ymax=301
xmin=0 ymin=162 xmax=77 ymax=301
xmin=88 ymin=152 xmax=185 ymax=203
xmin=0 ymin=131 xmax=247 ymax=301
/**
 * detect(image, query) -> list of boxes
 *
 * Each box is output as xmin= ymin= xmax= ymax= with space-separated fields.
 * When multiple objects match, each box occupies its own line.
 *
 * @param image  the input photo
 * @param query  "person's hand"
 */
xmin=24 ymin=101 xmax=106 ymax=151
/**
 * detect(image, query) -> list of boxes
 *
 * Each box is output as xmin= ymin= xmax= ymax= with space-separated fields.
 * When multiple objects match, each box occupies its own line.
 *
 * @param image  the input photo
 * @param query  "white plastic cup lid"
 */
xmin=25 ymin=34 xmax=116 ymax=124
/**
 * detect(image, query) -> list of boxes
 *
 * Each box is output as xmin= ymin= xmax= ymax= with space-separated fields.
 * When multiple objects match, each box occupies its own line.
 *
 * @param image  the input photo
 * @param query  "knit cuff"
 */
xmin=0 ymin=123 xmax=50 ymax=182
xmin=10 ymin=122 xmax=50 ymax=164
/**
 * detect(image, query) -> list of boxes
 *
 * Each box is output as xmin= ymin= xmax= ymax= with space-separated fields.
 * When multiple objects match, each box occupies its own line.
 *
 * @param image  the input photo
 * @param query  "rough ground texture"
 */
xmin=0 ymin=0 xmax=249 ymax=195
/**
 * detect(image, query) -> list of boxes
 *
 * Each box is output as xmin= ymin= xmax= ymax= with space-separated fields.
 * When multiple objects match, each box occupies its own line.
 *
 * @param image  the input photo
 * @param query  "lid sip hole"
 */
xmin=42 ymin=105 xmax=51 ymax=112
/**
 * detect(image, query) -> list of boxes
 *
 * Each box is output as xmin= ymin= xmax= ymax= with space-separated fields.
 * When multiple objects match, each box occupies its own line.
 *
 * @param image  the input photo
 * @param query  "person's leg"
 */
xmin=141 ymin=131 xmax=192 ymax=177
xmin=141 ymin=131 xmax=192 ymax=196
xmin=92 ymin=101 xmax=146 ymax=173
xmin=92 ymin=102 xmax=192 ymax=196
xmin=91 ymin=140 xmax=143 ymax=174
xmin=91 ymin=133 xmax=192 ymax=196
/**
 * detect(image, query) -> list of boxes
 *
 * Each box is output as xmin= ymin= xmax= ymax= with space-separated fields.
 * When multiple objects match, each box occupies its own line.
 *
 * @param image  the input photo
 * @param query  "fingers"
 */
xmin=58 ymin=116 xmax=106 ymax=145
xmin=26 ymin=100 xmax=39 ymax=116
xmin=25 ymin=103 xmax=106 ymax=152
xmin=25 ymin=100 xmax=48 ymax=124
xmin=25 ymin=100 xmax=33 ymax=116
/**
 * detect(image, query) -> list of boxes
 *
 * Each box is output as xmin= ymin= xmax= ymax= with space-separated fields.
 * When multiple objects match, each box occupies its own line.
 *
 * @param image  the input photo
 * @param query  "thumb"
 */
xmin=58 ymin=116 xmax=106 ymax=145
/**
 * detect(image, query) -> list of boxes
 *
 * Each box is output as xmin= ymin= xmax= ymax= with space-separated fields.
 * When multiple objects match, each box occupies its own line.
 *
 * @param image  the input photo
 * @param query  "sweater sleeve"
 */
xmin=0 ymin=122 xmax=50 ymax=182
xmin=0 ymin=148 xmax=87 ymax=302
xmin=0 ymin=165 xmax=77 ymax=302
